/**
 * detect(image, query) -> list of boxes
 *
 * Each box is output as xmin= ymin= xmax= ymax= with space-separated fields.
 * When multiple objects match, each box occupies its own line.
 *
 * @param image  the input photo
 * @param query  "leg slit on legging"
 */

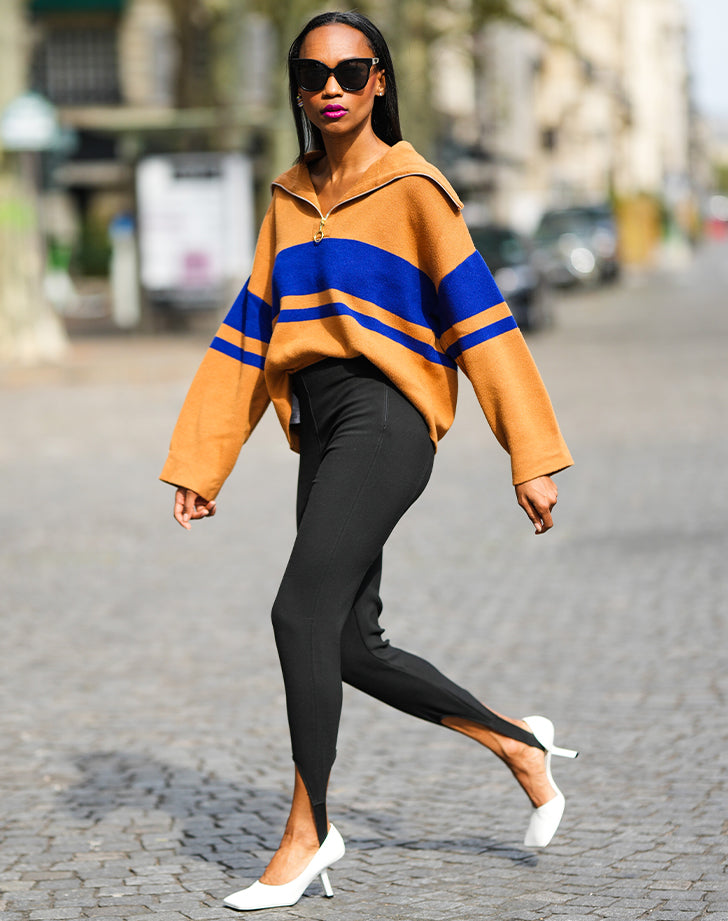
xmin=440 ymin=709 xmax=546 ymax=750
xmin=295 ymin=762 xmax=330 ymax=845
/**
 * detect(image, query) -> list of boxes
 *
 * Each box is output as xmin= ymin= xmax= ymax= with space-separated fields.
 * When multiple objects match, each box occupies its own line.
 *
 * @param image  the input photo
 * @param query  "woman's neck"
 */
xmin=310 ymin=130 xmax=391 ymax=213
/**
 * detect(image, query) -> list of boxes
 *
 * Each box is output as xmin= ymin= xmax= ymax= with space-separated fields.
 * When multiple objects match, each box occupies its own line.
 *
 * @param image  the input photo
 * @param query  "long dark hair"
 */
xmin=287 ymin=11 xmax=402 ymax=162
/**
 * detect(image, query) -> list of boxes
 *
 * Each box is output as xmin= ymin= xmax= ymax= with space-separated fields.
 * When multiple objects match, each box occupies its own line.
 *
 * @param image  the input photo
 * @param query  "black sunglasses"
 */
xmin=293 ymin=57 xmax=380 ymax=93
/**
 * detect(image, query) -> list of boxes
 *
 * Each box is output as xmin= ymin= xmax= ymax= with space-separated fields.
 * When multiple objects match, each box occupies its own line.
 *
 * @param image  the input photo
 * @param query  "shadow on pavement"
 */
xmin=60 ymin=751 xmax=537 ymax=871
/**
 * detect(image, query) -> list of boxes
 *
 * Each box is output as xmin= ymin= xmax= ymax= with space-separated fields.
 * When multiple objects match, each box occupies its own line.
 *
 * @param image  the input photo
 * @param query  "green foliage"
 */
xmin=76 ymin=216 xmax=111 ymax=277
xmin=0 ymin=197 xmax=35 ymax=231
xmin=715 ymin=163 xmax=728 ymax=194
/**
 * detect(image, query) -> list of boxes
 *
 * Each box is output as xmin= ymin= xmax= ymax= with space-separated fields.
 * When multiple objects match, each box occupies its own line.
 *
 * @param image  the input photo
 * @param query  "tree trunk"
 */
xmin=0 ymin=165 xmax=68 ymax=365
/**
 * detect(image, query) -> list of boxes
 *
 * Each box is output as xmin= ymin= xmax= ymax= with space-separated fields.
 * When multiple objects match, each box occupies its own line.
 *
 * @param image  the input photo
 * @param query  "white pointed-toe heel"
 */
xmin=223 ymin=823 xmax=345 ymax=911
xmin=522 ymin=716 xmax=578 ymax=848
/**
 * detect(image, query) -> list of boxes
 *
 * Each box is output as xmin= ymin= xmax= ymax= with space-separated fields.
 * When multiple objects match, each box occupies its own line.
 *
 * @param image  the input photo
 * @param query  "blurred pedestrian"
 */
xmin=161 ymin=10 xmax=576 ymax=912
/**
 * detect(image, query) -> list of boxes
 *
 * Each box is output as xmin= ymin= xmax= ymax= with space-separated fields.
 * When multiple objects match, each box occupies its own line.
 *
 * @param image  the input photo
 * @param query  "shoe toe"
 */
xmin=524 ymin=792 xmax=565 ymax=848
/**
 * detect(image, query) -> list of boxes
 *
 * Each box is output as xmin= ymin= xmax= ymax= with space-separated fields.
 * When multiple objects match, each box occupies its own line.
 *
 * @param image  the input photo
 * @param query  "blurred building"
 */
xmin=708 ymin=119 xmax=728 ymax=187
xmin=437 ymin=0 xmax=695 ymax=265
xmin=1 ymin=0 xmax=265 ymax=341
xmin=0 ymin=0 xmax=713 ymax=354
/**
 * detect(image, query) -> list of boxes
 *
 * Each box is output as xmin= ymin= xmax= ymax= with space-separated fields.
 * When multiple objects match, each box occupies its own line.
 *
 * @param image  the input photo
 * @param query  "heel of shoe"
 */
xmin=523 ymin=715 xmax=577 ymax=758
xmin=223 ymin=824 xmax=345 ymax=910
xmin=320 ymin=870 xmax=334 ymax=898
xmin=521 ymin=715 xmax=577 ymax=848
xmin=550 ymin=743 xmax=578 ymax=759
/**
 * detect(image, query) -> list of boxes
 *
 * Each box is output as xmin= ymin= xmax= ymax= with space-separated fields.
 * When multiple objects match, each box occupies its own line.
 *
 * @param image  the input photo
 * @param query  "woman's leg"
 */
xmin=263 ymin=359 xmax=553 ymax=884
xmin=440 ymin=716 xmax=556 ymax=807
xmin=265 ymin=359 xmax=436 ymax=878
xmin=340 ymin=556 xmax=555 ymax=807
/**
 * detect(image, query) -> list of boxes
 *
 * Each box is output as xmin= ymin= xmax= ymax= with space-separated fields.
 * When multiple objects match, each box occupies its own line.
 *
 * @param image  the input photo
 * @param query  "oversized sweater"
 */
xmin=161 ymin=141 xmax=573 ymax=500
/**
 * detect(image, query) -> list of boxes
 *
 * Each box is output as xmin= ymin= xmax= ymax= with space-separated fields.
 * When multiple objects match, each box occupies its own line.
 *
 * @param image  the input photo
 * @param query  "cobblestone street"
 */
xmin=2 ymin=241 xmax=727 ymax=921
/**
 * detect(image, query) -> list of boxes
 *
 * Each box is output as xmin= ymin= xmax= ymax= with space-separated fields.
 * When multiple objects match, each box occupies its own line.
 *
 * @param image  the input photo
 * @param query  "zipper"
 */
xmin=271 ymin=172 xmax=462 ymax=245
xmin=314 ymin=214 xmax=327 ymax=244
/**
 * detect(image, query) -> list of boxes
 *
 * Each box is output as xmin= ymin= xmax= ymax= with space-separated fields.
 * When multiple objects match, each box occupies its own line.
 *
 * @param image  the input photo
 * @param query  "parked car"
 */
xmin=532 ymin=205 xmax=619 ymax=286
xmin=469 ymin=223 xmax=551 ymax=331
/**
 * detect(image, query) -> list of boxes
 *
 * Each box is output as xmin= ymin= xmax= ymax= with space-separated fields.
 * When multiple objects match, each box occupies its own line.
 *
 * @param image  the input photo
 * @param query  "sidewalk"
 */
xmin=1 ymin=243 xmax=727 ymax=920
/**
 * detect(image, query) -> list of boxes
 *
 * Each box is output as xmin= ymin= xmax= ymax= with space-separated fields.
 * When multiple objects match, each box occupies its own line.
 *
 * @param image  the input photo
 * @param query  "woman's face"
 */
xmin=297 ymin=24 xmax=386 ymax=142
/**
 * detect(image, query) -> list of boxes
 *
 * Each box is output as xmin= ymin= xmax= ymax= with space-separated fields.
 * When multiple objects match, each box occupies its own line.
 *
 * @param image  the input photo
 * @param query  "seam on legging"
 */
xmin=298 ymin=375 xmax=322 ymax=451
xmin=305 ymin=379 xmax=389 ymax=627
xmin=345 ymin=396 xmax=433 ymax=665
xmin=303 ymin=378 xmax=390 ymax=790
xmin=306 ymin=617 xmax=324 ymax=799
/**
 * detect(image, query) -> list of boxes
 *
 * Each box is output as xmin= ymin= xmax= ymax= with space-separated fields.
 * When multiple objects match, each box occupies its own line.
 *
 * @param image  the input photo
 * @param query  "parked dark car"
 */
xmin=532 ymin=205 xmax=619 ymax=286
xmin=469 ymin=223 xmax=551 ymax=331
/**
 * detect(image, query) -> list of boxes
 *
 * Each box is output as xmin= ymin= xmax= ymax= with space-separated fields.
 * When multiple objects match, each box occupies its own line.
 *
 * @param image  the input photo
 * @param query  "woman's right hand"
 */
xmin=173 ymin=487 xmax=217 ymax=530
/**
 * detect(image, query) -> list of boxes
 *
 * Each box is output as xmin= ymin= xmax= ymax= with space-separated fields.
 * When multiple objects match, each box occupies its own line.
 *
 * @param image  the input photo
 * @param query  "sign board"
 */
xmin=136 ymin=153 xmax=255 ymax=308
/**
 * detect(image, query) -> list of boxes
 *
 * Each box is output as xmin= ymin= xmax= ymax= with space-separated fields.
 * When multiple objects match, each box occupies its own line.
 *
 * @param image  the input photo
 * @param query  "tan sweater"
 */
xmin=161 ymin=142 xmax=572 ymax=500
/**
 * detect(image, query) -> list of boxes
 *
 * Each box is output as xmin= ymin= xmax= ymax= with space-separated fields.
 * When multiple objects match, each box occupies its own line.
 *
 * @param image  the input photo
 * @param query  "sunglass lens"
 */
xmin=295 ymin=61 xmax=327 ymax=92
xmin=335 ymin=61 xmax=369 ymax=91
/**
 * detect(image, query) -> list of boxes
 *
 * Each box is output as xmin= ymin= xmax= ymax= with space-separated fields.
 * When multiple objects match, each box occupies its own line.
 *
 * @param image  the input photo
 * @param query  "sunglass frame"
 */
xmin=293 ymin=57 xmax=380 ymax=93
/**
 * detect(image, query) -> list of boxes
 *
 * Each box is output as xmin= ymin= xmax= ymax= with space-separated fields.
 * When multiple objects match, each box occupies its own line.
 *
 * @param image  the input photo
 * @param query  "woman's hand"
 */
xmin=515 ymin=476 xmax=558 ymax=535
xmin=173 ymin=487 xmax=217 ymax=530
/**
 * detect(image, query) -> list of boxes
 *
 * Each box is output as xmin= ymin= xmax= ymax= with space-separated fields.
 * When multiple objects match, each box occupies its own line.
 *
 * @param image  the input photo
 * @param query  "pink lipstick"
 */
xmin=322 ymin=105 xmax=347 ymax=119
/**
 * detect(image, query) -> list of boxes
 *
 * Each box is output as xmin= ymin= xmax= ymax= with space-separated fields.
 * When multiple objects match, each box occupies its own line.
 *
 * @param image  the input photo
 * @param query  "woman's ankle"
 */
xmin=280 ymin=822 xmax=322 ymax=850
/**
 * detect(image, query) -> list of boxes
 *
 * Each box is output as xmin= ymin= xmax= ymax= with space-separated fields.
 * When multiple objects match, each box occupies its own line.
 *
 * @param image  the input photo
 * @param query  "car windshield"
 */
xmin=535 ymin=207 xmax=612 ymax=242
xmin=470 ymin=227 xmax=527 ymax=267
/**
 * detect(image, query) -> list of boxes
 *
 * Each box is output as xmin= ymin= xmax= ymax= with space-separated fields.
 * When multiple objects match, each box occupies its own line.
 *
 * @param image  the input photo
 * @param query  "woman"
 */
xmin=161 ymin=11 xmax=577 ymax=912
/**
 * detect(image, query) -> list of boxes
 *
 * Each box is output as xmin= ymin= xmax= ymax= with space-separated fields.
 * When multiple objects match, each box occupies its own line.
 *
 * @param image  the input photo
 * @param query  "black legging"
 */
xmin=271 ymin=357 xmax=543 ymax=843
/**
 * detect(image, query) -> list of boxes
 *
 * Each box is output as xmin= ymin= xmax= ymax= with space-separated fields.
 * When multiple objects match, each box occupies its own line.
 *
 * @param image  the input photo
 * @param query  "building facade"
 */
xmin=435 ymin=0 xmax=694 ymax=260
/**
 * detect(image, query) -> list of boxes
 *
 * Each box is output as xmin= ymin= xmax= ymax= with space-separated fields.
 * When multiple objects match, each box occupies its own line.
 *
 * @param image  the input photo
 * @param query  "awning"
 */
xmin=30 ymin=0 xmax=125 ymax=13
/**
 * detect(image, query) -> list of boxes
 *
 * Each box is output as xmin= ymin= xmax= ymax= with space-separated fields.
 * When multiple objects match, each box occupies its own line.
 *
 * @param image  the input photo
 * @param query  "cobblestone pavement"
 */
xmin=2 ymin=240 xmax=727 ymax=921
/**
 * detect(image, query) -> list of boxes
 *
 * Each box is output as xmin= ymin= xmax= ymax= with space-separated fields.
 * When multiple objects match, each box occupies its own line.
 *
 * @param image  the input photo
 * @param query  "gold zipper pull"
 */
xmin=313 ymin=215 xmax=327 ymax=244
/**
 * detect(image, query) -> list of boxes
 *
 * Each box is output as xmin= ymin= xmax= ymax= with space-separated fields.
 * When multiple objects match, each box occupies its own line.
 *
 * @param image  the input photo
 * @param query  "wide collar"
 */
xmin=271 ymin=141 xmax=463 ymax=216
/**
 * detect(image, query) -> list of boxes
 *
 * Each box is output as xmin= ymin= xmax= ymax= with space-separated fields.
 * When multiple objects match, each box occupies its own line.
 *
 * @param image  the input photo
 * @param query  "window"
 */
xmin=32 ymin=26 xmax=120 ymax=105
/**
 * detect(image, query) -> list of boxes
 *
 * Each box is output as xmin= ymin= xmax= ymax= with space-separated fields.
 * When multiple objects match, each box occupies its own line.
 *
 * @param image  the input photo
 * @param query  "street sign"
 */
xmin=136 ymin=153 xmax=255 ymax=308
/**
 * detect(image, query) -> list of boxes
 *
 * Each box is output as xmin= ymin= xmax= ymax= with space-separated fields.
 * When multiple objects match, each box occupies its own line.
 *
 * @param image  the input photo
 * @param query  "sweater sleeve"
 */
xmin=412 ymin=181 xmax=573 ymax=484
xmin=159 ymin=211 xmax=275 ymax=500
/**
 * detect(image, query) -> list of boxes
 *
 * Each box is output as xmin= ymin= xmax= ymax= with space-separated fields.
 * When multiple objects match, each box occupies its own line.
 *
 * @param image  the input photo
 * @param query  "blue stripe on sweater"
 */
xmin=438 ymin=250 xmax=505 ymax=329
xmin=215 ymin=242 xmax=512 ymax=368
xmin=221 ymin=280 xmax=273 ymax=342
xmin=210 ymin=336 xmax=266 ymax=369
xmin=278 ymin=302 xmax=457 ymax=368
xmin=445 ymin=316 xmax=518 ymax=360
xmin=272 ymin=239 xmax=440 ymax=331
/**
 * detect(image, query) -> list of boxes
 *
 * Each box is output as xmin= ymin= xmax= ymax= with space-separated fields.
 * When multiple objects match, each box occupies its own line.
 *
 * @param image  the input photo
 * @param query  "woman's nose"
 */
xmin=322 ymin=74 xmax=343 ymax=95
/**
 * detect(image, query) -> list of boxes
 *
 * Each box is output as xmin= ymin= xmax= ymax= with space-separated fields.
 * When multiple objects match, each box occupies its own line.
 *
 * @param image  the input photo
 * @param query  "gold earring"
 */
xmin=296 ymin=94 xmax=304 ymax=108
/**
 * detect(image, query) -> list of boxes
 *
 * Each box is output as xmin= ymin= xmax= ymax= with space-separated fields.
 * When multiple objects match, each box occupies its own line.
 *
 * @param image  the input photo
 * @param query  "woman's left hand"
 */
xmin=515 ymin=476 xmax=558 ymax=535
xmin=173 ymin=486 xmax=217 ymax=530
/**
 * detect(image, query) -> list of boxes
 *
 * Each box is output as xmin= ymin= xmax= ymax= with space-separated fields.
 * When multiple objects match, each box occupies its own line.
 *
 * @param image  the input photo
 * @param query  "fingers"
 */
xmin=515 ymin=476 xmax=558 ymax=535
xmin=183 ymin=489 xmax=198 ymax=523
xmin=523 ymin=497 xmax=550 ymax=534
xmin=537 ymin=503 xmax=554 ymax=534
xmin=173 ymin=488 xmax=217 ymax=530
xmin=174 ymin=487 xmax=191 ymax=530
